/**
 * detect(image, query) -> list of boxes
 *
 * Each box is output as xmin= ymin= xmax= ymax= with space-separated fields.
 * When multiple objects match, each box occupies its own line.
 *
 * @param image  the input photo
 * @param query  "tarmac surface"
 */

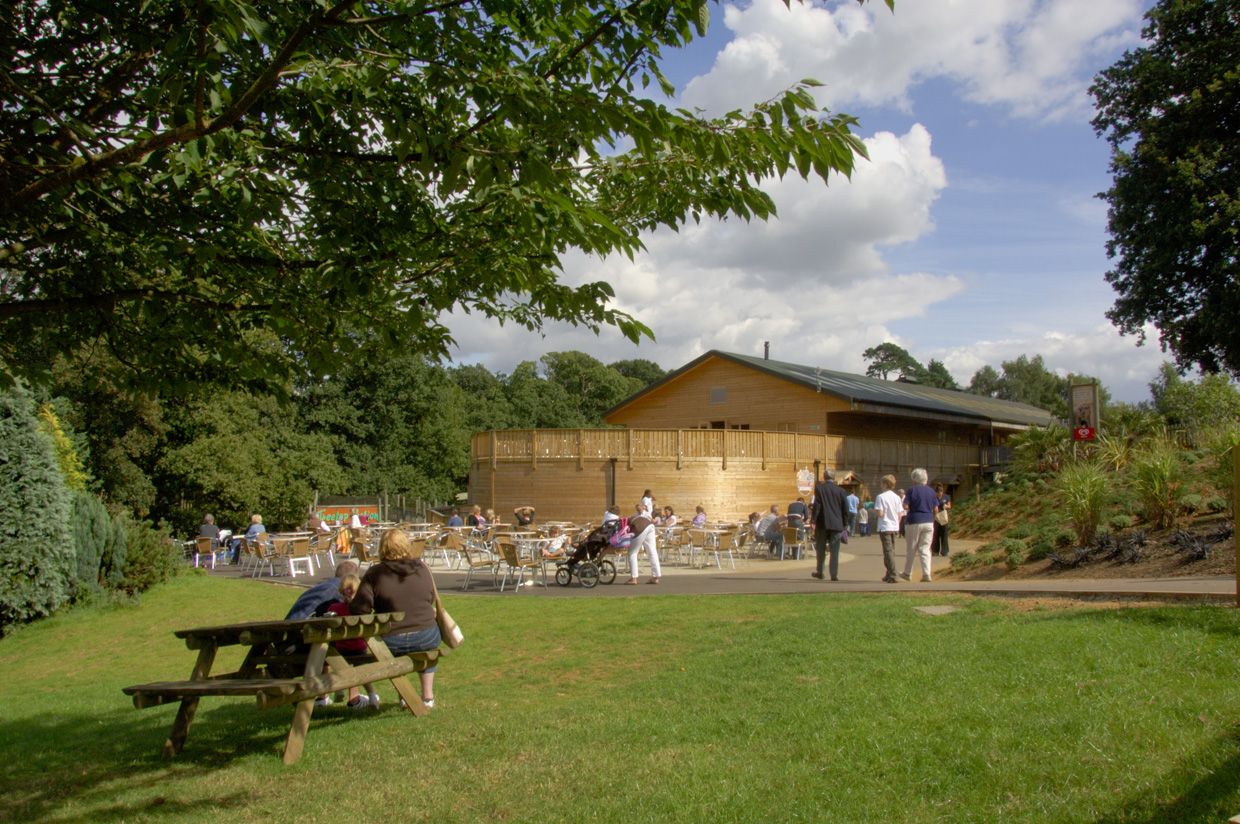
xmin=210 ymin=534 xmax=1237 ymax=602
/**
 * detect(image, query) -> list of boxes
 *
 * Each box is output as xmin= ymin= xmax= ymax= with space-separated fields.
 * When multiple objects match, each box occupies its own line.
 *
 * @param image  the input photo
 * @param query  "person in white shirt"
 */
xmin=873 ymin=475 xmax=904 ymax=583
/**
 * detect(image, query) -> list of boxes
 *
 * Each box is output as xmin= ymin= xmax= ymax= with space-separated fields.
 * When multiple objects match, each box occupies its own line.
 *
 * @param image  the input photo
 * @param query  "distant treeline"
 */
xmin=40 ymin=351 xmax=665 ymax=538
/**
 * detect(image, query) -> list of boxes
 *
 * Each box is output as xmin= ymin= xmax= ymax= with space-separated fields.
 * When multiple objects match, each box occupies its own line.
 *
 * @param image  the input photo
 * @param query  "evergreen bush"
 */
xmin=120 ymin=514 xmax=179 ymax=594
xmin=0 ymin=386 xmax=75 ymax=629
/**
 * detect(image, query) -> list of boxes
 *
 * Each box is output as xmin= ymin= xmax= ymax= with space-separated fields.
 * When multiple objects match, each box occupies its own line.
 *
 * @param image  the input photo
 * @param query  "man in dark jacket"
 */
xmin=810 ymin=468 xmax=850 ymax=581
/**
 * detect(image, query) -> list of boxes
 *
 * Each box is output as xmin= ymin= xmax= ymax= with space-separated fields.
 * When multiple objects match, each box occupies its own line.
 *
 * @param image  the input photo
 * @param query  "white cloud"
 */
xmin=683 ymin=0 xmax=1147 ymax=121
xmin=447 ymin=125 xmax=954 ymax=375
xmin=926 ymin=323 xmax=1168 ymax=403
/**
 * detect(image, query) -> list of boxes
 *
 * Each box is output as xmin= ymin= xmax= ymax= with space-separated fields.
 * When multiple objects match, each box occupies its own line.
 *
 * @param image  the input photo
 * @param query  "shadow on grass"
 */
xmin=1092 ymin=730 xmax=1240 ymax=824
xmin=0 ymin=699 xmax=351 ymax=824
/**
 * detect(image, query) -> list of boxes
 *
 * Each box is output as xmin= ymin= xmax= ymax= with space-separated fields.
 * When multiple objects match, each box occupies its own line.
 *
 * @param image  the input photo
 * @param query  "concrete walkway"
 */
xmin=210 ymin=534 xmax=1236 ymax=602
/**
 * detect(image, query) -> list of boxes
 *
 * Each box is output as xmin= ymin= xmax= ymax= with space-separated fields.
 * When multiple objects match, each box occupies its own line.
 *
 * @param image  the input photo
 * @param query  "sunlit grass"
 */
xmin=2 ymin=575 xmax=1240 ymax=823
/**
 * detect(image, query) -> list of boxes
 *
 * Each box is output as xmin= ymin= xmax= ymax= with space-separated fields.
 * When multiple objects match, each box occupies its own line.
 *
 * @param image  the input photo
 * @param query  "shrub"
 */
xmin=950 ymin=551 xmax=982 ymax=570
xmin=1027 ymin=535 xmax=1054 ymax=561
xmin=1206 ymin=495 xmax=1227 ymax=513
xmin=0 ymin=386 xmax=75 ymax=630
xmin=1180 ymin=493 xmax=1203 ymax=514
xmin=1054 ymin=530 xmax=1074 ymax=549
xmin=120 ymin=515 xmax=180 ymax=594
xmin=1057 ymin=461 xmax=1111 ymax=546
xmin=1130 ymin=441 xmax=1188 ymax=529
xmin=1004 ymin=525 xmax=1034 ymax=541
xmin=1108 ymin=514 xmax=1134 ymax=532
xmin=70 ymin=491 xmax=128 ymax=596
xmin=1005 ymin=546 xmax=1026 ymax=569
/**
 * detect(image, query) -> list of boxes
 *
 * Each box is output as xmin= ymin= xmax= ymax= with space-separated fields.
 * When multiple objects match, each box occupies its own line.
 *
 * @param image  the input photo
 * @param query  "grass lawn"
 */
xmin=3 ymin=574 xmax=1240 ymax=823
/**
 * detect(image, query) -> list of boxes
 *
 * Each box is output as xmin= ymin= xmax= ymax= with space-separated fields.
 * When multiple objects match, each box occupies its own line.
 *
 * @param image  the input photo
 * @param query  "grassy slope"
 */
xmin=2 ymin=574 xmax=1240 ymax=823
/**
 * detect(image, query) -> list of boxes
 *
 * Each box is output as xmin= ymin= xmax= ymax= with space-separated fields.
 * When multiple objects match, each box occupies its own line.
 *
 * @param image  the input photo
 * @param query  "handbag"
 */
xmin=935 ymin=509 xmax=950 ymax=526
xmin=430 ymin=578 xmax=464 ymax=649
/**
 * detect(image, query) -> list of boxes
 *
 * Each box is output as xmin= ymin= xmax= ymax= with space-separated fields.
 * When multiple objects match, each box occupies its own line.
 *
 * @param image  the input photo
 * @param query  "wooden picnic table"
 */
xmin=122 ymin=612 xmax=441 ymax=764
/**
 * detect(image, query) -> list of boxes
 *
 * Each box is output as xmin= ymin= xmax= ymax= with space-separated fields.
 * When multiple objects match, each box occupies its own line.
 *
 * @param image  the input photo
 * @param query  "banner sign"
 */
xmin=1071 ymin=382 xmax=1099 ymax=441
xmin=796 ymin=467 xmax=815 ymax=496
xmin=316 ymin=505 xmax=379 ymax=523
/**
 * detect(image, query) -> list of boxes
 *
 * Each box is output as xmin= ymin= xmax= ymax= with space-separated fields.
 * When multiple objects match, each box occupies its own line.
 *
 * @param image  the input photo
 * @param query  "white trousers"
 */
xmin=628 ymin=525 xmax=661 ymax=579
xmin=903 ymin=522 xmax=934 ymax=579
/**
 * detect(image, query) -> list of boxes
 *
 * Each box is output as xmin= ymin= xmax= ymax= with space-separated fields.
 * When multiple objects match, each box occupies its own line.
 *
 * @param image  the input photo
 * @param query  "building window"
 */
xmin=710 ymin=421 xmax=725 ymax=429
xmin=775 ymin=422 xmax=796 ymax=432
xmin=709 ymin=387 xmax=726 ymax=404
xmin=729 ymin=424 xmax=750 ymax=430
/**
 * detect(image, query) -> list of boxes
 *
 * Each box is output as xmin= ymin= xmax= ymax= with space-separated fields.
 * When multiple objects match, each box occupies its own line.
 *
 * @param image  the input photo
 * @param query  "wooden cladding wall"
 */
xmin=470 ymin=429 xmax=979 ymax=524
xmin=604 ymin=357 xmax=849 ymax=432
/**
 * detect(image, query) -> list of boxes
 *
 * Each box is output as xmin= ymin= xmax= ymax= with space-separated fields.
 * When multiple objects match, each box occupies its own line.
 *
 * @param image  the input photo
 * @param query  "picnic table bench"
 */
xmin=123 ymin=612 xmax=442 ymax=764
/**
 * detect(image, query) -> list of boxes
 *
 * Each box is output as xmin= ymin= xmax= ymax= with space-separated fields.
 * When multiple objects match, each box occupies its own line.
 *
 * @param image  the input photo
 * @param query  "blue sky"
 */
xmin=449 ymin=0 xmax=1166 ymax=402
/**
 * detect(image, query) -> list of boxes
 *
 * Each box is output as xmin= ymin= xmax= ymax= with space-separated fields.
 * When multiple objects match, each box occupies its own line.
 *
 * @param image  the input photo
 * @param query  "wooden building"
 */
xmin=467 ymin=351 xmax=1053 ymax=524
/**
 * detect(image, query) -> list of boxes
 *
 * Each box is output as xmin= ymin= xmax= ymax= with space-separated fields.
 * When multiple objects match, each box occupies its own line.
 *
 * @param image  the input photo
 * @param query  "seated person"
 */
xmin=466 ymin=505 xmax=484 ymax=528
xmin=307 ymin=512 xmax=331 ymax=534
xmin=513 ymin=505 xmax=536 ymax=527
xmin=230 ymin=513 xmax=265 ymax=564
xmin=284 ymin=560 xmax=362 ymax=620
xmin=691 ymin=506 xmax=707 ymax=527
xmin=198 ymin=513 xmax=220 ymax=543
xmin=755 ymin=505 xmax=787 ymax=556
xmin=602 ymin=505 xmax=621 ymax=525
xmin=324 ymin=574 xmax=379 ymax=710
xmin=786 ymin=497 xmax=808 ymax=537
xmin=446 ymin=508 xmax=463 ymax=527
xmin=540 ymin=525 xmax=569 ymax=559
xmin=660 ymin=506 xmax=678 ymax=527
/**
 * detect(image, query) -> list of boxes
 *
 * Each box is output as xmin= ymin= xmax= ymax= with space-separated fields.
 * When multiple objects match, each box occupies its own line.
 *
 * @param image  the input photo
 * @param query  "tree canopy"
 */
xmin=1091 ymin=0 xmax=1240 ymax=375
xmin=0 ymin=0 xmax=888 ymax=395
xmin=861 ymin=343 xmax=957 ymax=389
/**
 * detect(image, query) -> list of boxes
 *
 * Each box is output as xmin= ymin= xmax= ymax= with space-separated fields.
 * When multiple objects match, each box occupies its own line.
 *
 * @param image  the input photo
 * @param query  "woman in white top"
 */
xmin=873 ymin=475 xmax=904 ymax=584
xmin=660 ymin=506 xmax=678 ymax=527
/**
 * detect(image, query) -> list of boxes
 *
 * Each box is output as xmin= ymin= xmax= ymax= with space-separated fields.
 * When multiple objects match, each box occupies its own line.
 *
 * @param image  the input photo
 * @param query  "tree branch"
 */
xmin=2 ymin=0 xmax=365 ymax=214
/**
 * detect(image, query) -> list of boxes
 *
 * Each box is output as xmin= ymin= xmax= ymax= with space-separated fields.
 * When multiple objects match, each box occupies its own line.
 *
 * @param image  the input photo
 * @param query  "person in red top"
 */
xmin=325 ymin=574 xmax=379 ymax=709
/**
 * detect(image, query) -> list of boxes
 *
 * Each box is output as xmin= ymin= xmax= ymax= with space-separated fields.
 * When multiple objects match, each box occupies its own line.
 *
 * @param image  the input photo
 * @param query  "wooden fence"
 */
xmin=469 ymin=429 xmax=985 ymax=524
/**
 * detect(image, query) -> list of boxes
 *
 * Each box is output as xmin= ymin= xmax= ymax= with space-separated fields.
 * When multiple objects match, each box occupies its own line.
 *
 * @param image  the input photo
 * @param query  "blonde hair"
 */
xmin=339 ymin=574 xmax=361 ymax=598
xmin=379 ymin=529 xmax=417 ymax=561
xmin=250 ymin=513 xmax=262 ymax=524
xmin=881 ymin=475 xmax=897 ymax=491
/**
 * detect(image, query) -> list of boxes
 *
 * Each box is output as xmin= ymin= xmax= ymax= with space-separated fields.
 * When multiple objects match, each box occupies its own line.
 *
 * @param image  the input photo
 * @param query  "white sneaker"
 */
xmin=367 ymin=693 xmax=380 ymax=710
xmin=423 ymin=697 xmax=434 ymax=709
xmin=346 ymin=695 xmax=369 ymax=709
xmin=314 ymin=695 xmax=333 ymax=707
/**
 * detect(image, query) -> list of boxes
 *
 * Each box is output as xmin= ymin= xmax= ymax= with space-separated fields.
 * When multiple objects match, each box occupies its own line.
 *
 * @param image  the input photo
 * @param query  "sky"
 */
xmin=447 ymin=0 xmax=1167 ymax=403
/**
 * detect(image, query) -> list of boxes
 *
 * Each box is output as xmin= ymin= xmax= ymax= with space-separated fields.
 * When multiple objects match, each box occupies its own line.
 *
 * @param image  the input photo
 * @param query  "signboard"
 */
xmin=315 ymin=505 xmax=379 ymax=524
xmin=796 ymin=467 xmax=815 ymax=496
xmin=1071 ymin=382 xmax=1099 ymax=441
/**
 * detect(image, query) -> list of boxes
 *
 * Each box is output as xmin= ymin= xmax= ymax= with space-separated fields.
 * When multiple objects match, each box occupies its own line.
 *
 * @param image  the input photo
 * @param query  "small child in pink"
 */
xmin=326 ymin=574 xmax=379 ymax=710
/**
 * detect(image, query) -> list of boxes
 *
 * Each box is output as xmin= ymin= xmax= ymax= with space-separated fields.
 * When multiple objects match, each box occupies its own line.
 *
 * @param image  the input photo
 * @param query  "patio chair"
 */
xmin=281 ymin=536 xmax=314 ymax=578
xmin=780 ymin=527 xmax=806 ymax=561
xmin=249 ymin=533 xmax=279 ymax=578
xmin=459 ymin=540 xmax=500 ymax=591
xmin=308 ymin=530 xmax=337 ymax=571
xmin=698 ymin=529 xmax=739 ymax=570
xmin=193 ymin=536 xmax=221 ymax=569
xmin=497 ymin=539 xmax=543 ymax=591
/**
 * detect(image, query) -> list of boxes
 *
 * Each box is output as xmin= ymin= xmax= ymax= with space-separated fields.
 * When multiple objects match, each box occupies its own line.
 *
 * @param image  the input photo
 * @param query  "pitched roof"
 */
xmin=607 ymin=350 xmax=1054 ymax=429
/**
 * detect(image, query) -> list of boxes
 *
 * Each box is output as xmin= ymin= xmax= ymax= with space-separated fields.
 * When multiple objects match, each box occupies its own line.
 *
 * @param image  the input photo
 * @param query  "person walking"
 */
xmin=626 ymin=505 xmax=662 ymax=585
xmin=900 ymin=468 xmax=937 ymax=583
xmin=845 ymin=488 xmax=860 ymax=535
xmin=873 ymin=477 xmax=902 ymax=583
xmin=810 ymin=468 xmax=850 ymax=581
xmin=931 ymin=483 xmax=952 ymax=557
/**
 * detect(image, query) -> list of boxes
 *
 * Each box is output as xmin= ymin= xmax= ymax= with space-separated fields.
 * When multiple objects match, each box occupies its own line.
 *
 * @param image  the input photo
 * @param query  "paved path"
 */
xmin=210 ymin=534 xmax=1236 ymax=602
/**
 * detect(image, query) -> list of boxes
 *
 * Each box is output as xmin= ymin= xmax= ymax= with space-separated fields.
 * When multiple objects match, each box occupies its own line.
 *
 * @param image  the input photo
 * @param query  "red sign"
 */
xmin=1074 ymin=427 xmax=1095 ymax=441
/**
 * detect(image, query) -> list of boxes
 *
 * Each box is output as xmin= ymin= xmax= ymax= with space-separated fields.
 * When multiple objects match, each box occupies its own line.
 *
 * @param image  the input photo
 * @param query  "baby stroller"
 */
xmin=555 ymin=524 xmax=619 ymax=588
